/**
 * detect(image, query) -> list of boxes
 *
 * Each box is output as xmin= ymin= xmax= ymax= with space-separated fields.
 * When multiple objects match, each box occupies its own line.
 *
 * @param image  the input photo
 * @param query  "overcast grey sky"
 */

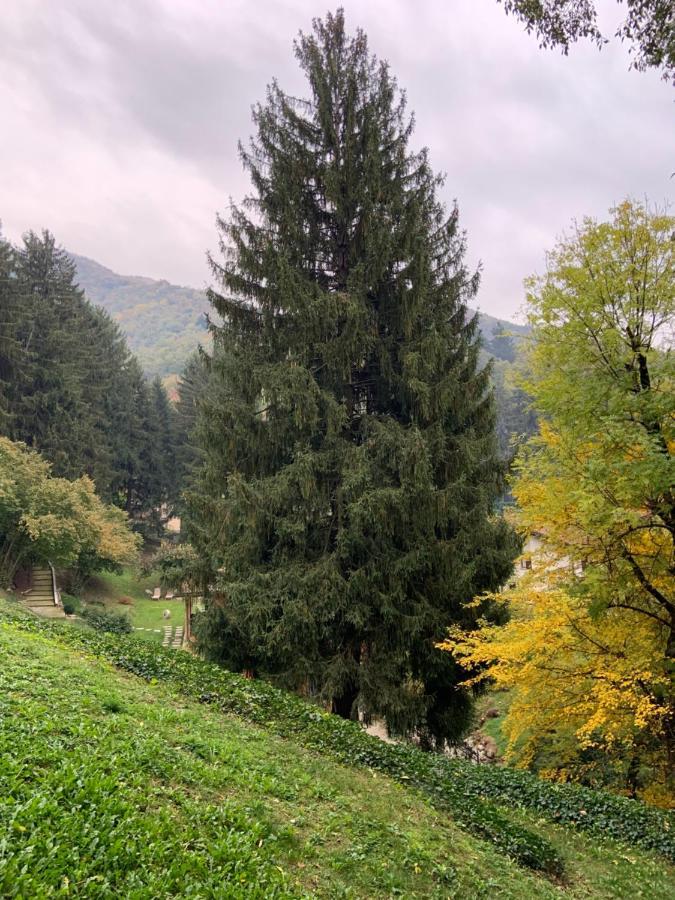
xmin=1 ymin=0 xmax=673 ymax=320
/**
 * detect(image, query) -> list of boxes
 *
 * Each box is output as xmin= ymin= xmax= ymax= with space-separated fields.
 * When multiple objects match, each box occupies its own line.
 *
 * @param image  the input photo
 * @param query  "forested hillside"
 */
xmin=69 ymin=254 xmax=527 ymax=370
xmin=70 ymin=254 xmax=211 ymax=378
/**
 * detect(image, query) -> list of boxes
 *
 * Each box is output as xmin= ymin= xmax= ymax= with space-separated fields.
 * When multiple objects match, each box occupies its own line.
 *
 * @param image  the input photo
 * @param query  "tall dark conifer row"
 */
xmin=0 ymin=229 xmax=181 ymax=526
xmin=0 ymin=234 xmax=21 ymax=429
xmin=191 ymin=10 xmax=517 ymax=744
xmin=174 ymin=351 xmax=209 ymax=506
xmin=11 ymin=230 xmax=95 ymax=480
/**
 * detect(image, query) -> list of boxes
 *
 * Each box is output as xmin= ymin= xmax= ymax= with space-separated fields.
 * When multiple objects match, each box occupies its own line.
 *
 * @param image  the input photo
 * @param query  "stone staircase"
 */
xmin=23 ymin=564 xmax=65 ymax=618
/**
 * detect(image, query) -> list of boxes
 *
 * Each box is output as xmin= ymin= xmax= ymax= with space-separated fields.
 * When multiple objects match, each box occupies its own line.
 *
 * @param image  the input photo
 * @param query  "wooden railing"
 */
xmin=48 ymin=561 xmax=61 ymax=606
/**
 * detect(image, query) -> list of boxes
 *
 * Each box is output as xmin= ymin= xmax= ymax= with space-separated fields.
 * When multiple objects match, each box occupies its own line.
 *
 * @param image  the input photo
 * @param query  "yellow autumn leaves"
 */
xmin=439 ymin=201 xmax=674 ymax=804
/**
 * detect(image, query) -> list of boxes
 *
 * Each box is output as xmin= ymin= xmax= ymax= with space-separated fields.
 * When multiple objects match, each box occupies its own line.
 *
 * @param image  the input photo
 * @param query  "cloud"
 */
xmin=1 ymin=0 xmax=673 ymax=319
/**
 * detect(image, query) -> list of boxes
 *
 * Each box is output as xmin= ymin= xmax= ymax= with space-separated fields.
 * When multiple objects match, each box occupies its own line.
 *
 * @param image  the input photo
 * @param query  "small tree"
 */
xmin=0 ymin=437 xmax=140 ymax=588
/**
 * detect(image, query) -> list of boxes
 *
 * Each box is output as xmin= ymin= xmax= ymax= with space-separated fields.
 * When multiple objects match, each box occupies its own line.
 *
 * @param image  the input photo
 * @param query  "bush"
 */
xmin=60 ymin=594 xmax=80 ymax=615
xmin=81 ymin=607 xmax=133 ymax=635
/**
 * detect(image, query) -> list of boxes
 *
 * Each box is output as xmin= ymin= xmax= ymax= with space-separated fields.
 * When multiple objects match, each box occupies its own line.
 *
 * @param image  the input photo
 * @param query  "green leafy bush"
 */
xmin=81 ymin=607 xmax=133 ymax=635
xmin=3 ymin=601 xmax=674 ymax=871
xmin=60 ymin=594 xmax=80 ymax=615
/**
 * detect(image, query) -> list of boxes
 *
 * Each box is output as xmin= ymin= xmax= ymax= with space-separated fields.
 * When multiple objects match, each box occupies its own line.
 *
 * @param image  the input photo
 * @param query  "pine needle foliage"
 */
xmin=190 ymin=10 xmax=518 ymax=744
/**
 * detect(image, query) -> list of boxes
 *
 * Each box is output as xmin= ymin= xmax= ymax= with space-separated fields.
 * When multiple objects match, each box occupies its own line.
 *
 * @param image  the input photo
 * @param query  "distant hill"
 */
xmin=70 ymin=252 xmax=528 ymax=377
xmin=70 ymin=254 xmax=211 ymax=378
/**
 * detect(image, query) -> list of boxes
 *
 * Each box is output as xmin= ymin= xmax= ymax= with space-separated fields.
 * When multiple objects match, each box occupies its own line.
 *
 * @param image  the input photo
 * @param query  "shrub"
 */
xmin=60 ymin=594 xmax=80 ymax=615
xmin=81 ymin=607 xmax=133 ymax=635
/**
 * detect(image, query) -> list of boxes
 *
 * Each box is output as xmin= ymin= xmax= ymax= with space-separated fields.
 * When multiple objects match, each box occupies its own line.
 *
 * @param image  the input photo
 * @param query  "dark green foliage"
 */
xmin=0 ymin=230 xmax=178 ymax=523
xmin=480 ymin=320 xmax=536 ymax=461
xmin=500 ymin=1 xmax=675 ymax=84
xmin=174 ymin=351 xmax=209 ymax=507
xmin=4 ymin=601 xmax=675 ymax=872
xmin=484 ymin=327 xmax=517 ymax=364
xmin=120 ymin=373 xmax=179 ymax=532
xmin=60 ymin=594 xmax=80 ymax=615
xmin=8 ymin=231 xmax=93 ymax=480
xmin=0 ymin=234 xmax=21 ymax=430
xmin=81 ymin=606 xmax=133 ymax=634
xmin=491 ymin=358 xmax=538 ymax=461
xmin=189 ymin=11 xmax=518 ymax=744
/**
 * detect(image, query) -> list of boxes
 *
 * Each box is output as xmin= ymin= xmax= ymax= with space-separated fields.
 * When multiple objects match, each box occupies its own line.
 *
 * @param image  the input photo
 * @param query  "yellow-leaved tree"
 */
xmin=439 ymin=200 xmax=674 ymax=804
xmin=0 ymin=437 xmax=140 ymax=588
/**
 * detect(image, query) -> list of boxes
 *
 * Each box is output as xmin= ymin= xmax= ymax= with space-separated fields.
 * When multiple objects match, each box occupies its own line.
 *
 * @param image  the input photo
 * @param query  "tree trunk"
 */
xmin=331 ymin=684 xmax=359 ymax=720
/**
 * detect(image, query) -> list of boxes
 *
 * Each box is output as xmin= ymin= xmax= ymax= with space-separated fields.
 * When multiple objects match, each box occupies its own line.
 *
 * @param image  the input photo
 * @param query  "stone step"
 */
xmin=29 ymin=605 xmax=65 ymax=619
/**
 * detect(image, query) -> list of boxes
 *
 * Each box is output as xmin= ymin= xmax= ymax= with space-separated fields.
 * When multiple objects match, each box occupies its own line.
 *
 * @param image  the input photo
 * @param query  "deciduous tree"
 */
xmin=440 ymin=200 xmax=675 ymax=799
xmin=0 ymin=437 xmax=139 ymax=588
xmin=500 ymin=1 xmax=675 ymax=84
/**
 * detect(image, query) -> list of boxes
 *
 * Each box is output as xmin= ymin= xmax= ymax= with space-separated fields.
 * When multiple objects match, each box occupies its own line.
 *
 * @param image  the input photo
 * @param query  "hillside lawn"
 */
xmin=80 ymin=568 xmax=184 ymax=641
xmin=1 ymin=600 xmax=674 ymax=897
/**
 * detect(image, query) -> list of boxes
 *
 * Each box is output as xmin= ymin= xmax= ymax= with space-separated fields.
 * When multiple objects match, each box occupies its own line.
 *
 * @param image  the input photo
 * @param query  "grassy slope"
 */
xmin=2 ymin=626 xmax=551 ymax=898
xmin=1 ymin=609 xmax=674 ymax=897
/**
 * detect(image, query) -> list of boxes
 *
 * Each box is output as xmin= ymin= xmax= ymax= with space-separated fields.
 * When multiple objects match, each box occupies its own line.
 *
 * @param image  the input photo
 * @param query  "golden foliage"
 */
xmin=439 ymin=201 xmax=675 ymax=802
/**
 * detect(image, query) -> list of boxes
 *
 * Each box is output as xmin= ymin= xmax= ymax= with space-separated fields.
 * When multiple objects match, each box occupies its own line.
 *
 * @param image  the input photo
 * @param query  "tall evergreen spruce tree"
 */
xmin=0 ymin=233 xmax=21 ymax=430
xmin=11 ymin=231 xmax=96 ymax=480
xmin=191 ymin=11 xmax=518 ymax=744
xmin=175 ymin=351 xmax=209 ymax=506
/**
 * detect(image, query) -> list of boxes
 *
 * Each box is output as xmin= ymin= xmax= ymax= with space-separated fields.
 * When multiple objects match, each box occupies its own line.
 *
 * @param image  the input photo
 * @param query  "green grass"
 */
xmin=0 ymin=603 xmax=675 ymax=898
xmin=2 ymin=619 xmax=674 ymax=898
xmin=81 ymin=568 xmax=183 ymax=641
xmin=0 ymin=625 xmax=545 ymax=898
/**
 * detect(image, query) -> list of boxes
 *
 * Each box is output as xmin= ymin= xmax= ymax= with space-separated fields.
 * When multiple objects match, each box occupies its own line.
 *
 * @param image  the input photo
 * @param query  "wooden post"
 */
xmin=184 ymin=595 xmax=192 ymax=644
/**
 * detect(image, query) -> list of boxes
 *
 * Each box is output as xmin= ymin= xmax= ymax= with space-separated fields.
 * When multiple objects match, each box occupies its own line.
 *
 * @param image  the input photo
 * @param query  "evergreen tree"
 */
xmin=10 ymin=230 xmax=96 ymax=479
xmin=148 ymin=375 xmax=179 ymax=520
xmin=174 ymin=351 xmax=209 ymax=507
xmin=0 ymin=229 xmax=180 ymax=525
xmin=189 ymin=10 xmax=518 ymax=744
xmin=0 ymin=232 xmax=21 ymax=430
xmin=86 ymin=306 xmax=137 ymax=501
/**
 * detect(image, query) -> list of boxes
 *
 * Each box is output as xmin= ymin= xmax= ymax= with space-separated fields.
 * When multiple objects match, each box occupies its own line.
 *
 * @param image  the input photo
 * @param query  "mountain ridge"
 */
xmin=70 ymin=252 xmax=528 ymax=378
